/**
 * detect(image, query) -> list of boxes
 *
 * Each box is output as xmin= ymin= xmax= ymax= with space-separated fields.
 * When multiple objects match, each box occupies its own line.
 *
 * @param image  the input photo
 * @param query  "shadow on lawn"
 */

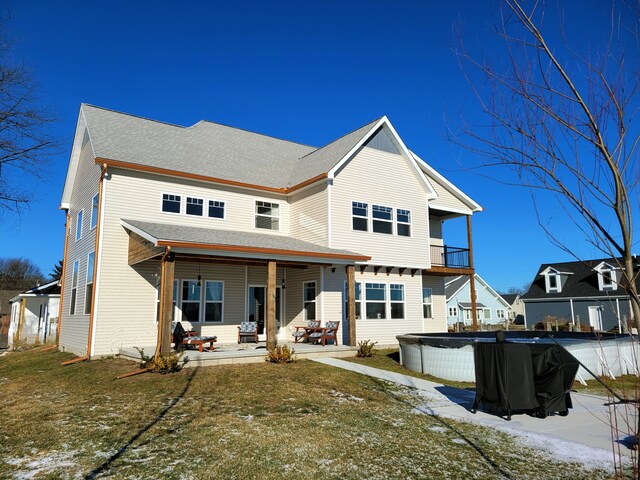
xmin=85 ymin=367 xmax=199 ymax=479
xmin=373 ymin=378 xmax=513 ymax=480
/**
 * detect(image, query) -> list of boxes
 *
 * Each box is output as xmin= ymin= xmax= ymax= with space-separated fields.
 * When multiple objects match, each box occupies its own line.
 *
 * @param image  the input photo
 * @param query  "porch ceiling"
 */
xmin=122 ymin=219 xmax=370 ymax=265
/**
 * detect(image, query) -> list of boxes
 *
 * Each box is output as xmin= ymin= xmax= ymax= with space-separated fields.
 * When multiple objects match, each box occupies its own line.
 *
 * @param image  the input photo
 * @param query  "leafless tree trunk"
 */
xmin=454 ymin=0 xmax=640 ymax=332
xmin=0 ymin=18 xmax=57 ymax=215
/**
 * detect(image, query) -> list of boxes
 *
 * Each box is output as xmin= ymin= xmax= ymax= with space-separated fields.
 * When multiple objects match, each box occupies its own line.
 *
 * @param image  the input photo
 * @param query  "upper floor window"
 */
xmin=372 ymin=205 xmax=393 ymax=234
xmin=75 ymin=210 xmax=83 ymax=241
xmin=255 ymin=201 xmax=279 ymax=230
xmin=70 ymin=261 xmax=79 ymax=315
xmin=546 ymin=272 xmax=561 ymax=293
xmin=186 ymin=197 xmax=204 ymax=216
xmin=397 ymin=209 xmax=411 ymax=237
xmin=597 ymin=264 xmax=618 ymax=291
xmin=162 ymin=194 xmax=181 ymax=214
xmin=352 ymin=202 xmax=368 ymax=231
xmin=208 ymin=200 xmax=225 ymax=219
xmin=90 ymin=194 xmax=99 ymax=229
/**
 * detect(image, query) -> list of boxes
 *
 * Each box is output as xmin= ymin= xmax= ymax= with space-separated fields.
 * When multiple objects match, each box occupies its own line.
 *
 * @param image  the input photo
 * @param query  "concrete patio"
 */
xmin=119 ymin=341 xmax=358 ymax=367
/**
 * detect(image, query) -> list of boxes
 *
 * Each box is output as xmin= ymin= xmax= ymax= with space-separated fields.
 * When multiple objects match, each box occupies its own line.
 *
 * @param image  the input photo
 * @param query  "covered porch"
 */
xmin=122 ymin=219 xmax=369 ymax=357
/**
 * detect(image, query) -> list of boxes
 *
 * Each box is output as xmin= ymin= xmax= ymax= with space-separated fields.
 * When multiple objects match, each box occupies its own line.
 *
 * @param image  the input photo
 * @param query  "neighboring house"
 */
xmin=58 ymin=104 xmax=482 ymax=357
xmin=501 ymin=293 xmax=525 ymax=324
xmin=521 ymin=259 xmax=638 ymax=331
xmin=7 ymin=280 xmax=61 ymax=348
xmin=444 ymin=274 xmax=510 ymax=328
xmin=0 ymin=290 xmax=22 ymax=349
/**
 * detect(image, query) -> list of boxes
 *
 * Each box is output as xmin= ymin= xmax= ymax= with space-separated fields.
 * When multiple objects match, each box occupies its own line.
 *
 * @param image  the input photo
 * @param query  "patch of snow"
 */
xmin=6 ymin=450 xmax=79 ymax=480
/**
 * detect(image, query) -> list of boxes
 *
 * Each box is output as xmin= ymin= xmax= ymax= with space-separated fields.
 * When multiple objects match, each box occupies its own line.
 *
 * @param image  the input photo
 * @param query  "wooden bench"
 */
xmin=307 ymin=321 xmax=340 ymax=346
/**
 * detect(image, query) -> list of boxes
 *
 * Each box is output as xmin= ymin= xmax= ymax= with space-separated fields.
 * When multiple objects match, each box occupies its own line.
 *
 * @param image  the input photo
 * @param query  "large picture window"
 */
xmin=365 ymin=283 xmax=386 ymax=319
xmin=70 ymin=261 xmax=79 ymax=315
xmin=162 ymin=194 xmax=181 ymax=214
xmin=372 ymin=205 xmax=393 ymax=234
xmin=204 ymin=281 xmax=223 ymax=322
xmin=303 ymin=281 xmax=316 ymax=321
xmin=390 ymin=284 xmax=405 ymax=319
xmin=255 ymin=201 xmax=279 ymax=230
xmin=181 ymin=280 xmax=201 ymax=323
xmin=84 ymin=252 xmax=95 ymax=315
xmin=352 ymin=202 xmax=368 ymax=231
xmin=422 ymin=287 xmax=432 ymax=319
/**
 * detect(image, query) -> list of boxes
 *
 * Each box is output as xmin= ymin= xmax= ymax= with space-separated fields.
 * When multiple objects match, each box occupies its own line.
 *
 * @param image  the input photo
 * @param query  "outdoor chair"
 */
xmin=292 ymin=320 xmax=321 ymax=343
xmin=237 ymin=321 xmax=258 ymax=344
xmin=307 ymin=321 xmax=340 ymax=346
xmin=171 ymin=321 xmax=197 ymax=349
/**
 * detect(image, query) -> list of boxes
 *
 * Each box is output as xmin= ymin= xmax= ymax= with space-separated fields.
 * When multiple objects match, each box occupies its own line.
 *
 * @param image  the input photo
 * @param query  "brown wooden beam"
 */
xmin=426 ymin=266 xmax=475 ymax=277
xmin=173 ymin=253 xmax=310 ymax=269
xmin=266 ymin=260 xmax=277 ymax=351
xmin=347 ymin=265 xmax=356 ymax=347
xmin=158 ymin=249 xmax=175 ymax=356
xmin=467 ymin=215 xmax=478 ymax=332
xmin=128 ymin=232 xmax=163 ymax=265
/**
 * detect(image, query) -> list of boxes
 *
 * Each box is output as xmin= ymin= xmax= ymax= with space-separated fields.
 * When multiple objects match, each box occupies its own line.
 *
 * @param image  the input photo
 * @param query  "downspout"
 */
xmin=62 ymin=163 xmax=107 ymax=366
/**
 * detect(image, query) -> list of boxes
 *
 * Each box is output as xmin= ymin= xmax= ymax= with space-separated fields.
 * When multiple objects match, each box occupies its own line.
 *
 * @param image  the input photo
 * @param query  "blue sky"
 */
xmin=1 ymin=0 xmax=635 ymax=292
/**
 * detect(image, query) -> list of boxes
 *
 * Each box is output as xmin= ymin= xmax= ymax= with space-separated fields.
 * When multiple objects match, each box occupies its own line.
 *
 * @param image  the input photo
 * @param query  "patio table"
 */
xmin=182 ymin=335 xmax=217 ymax=352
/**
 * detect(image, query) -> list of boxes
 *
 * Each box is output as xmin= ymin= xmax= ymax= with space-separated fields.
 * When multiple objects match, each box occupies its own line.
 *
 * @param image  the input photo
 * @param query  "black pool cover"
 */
xmin=471 ymin=340 xmax=580 ymax=420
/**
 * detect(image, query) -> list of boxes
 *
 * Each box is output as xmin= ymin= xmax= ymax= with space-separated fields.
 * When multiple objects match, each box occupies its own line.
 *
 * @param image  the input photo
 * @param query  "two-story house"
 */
xmin=444 ymin=274 xmax=510 ymax=329
xmin=521 ymin=259 xmax=638 ymax=331
xmin=57 ymin=104 xmax=482 ymax=357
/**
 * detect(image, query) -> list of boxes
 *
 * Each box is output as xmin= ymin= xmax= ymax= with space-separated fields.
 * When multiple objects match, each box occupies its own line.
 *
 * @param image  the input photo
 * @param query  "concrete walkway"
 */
xmin=314 ymin=358 xmax=635 ymax=467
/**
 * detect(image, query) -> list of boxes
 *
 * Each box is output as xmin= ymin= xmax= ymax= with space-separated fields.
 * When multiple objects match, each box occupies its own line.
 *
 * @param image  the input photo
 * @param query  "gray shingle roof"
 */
xmin=444 ymin=276 xmax=467 ymax=298
xmin=122 ymin=219 xmax=368 ymax=262
xmin=82 ymin=104 xmax=380 ymax=190
xmin=459 ymin=302 xmax=487 ymax=309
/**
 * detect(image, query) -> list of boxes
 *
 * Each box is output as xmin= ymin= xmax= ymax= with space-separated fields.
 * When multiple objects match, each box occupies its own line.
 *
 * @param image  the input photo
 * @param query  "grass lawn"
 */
xmin=0 ymin=348 xmax=612 ymax=479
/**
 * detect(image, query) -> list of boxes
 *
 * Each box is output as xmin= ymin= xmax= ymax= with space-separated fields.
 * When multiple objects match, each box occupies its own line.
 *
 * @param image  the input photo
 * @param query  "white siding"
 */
xmin=290 ymin=184 xmax=328 ymax=245
xmin=429 ymin=218 xmax=443 ymax=247
xmin=425 ymin=171 xmax=474 ymax=214
xmin=422 ymin=275 xmax=447 ymax=333
xmin=331 ymin=147 xmax=430 ymax=267
xmin=59 ymin=137 xmax=101 ymax=356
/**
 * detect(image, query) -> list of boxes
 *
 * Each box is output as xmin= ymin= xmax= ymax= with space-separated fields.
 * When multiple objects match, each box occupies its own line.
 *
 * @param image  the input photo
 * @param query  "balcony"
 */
xmin=428 ymin=245 xmax=472 ymax=274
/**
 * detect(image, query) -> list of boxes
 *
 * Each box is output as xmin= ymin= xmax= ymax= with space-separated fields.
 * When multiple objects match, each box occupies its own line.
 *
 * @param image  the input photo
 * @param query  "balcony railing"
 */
xmin=430 ymin=245 xmax=470 ymax=269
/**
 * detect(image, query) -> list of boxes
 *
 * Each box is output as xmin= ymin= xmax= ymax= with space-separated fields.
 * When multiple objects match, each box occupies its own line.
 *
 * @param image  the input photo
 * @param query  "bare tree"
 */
xmin=0 ymin=17 xmax=57 ymax=214
xmin=0 ymin=257 xmax=44 ymax=290
xmin=454 ymin=0 xmax=640 ymax=331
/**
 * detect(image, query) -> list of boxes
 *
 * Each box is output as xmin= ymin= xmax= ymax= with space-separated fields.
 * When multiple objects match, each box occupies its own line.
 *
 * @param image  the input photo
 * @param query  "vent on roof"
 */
xmin=364 ymin=128 xmax=401 ymax=155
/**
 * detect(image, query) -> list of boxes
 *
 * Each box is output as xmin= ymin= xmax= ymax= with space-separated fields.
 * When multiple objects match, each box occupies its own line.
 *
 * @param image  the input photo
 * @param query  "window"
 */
xmin=181 ymin=280 xmax=201 ymax=323
xmin=600 ymin=268 xmax=617 ymax=290
xmin=208 ymin=200 xmax=225 ymax=219
xmin=352 ymin=202 xmax=368 ymax=231
xmin=84 ymin=252 xmax=95 ymax=315
xmin=497 ymin=309 xmax=506 ymax=320
xmin=75 ymin=210 xmax=83 ymax=241
xmin=186 ymin=197 xmax=204 ymax=216
xmin=422 ymin=287 xmax=432 ymax=319
xmin=390 ymin=284 xmax=405 ymax=319
xmin=303 ymin=281 xmax=316 ymax=320
xmin=464 ymin=309 xmax=483 ymax=322
xmin=548 ymin=274 xmax=558 ymax=290
xmin=397 ymin=209 xmax=411 ymax=237
xmin=365 ymin=283 xmax=386 ymax=319
xmin=372 ymin=205 xmax=393 ymax=234
xmin=344 ymin=282 xmax=362 ymax=319
xmin=448 ymin=306 xmax=458 ymax=317
xmin=162 ymin=194 xmax=181 ymax=214
xmin=70 ymin=261 xmax=79 ymax=315
xmin=255 ymin=201 xmax=279 ymax=230
xmin=483 ymin=308 xmax=491 ymax=320
xmin=204 ymin=281 xmax=223 ymax=322
xmin=90 ymin=194 xmax=99 ymax=229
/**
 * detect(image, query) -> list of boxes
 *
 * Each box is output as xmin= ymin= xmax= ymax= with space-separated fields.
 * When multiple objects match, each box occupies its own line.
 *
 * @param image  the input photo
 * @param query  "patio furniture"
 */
xmin=171 ymin=321 xmax=198 ymax=349
xmin=308 ymin=321 xmax=340 ymax=346
xmin=292 ymin=321 xmax=321 ymax=343
xmin=182 ymin=335 xmax=217 ymax=353
xmin=238 ymin=321 xmax=258 ymax=344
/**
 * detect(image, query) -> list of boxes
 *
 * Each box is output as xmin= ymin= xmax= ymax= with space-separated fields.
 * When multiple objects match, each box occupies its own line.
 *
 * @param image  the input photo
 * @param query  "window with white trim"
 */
xmin=397 ymin=209 xmax=411 ymax=237
xmin=76 ymin=210 xmax=83 ymax=241
xmin=204 ymin=281 xmax=223 ymax=322
xmin=303 ymin=281 xmax=316 ymax=320
xmin=208 ymin=200 xmax=225 ymax=219
xmin=255 ymin=201 xmax=279 ymax=230
xmin=344 ymin=282 xmax=362 ymax=319
xmin=90 ymin=194 xmax=99 ymax=229
xmin=449 ymin=306 xmax=458 ymax=317
xmin=84 ymin=252 xmax=95 ymax=315
xmin=181 ymin=280 xmax=201 ymax=323
xmin=70 ymin=261 xmax=79 ymax=315
xmin=162 ymin=194 xmax=181 ymax=214
xmin=600 ymin=268 xmax=617 ymax=290
xmin=422 ymin=287 xmax=432 ymax=319
xmin=186 ymin=197 xmax=204 ymax=216
xmin=390 ymin=284 xmax=405 ymax=319
xmin=464 ymin=308 xmax=484 ymax=322
xmin=352 ymin=202 xmax=368 ymax=231
xmin=497 ymin=309 xmax=506 ymax=320
xmin=365 ymin=283 xmax=387 ymax=319
xmin=372 ymin=205 xmax=393 ymax=234
xmin=483 ymin=308 xmax=491 ymax=321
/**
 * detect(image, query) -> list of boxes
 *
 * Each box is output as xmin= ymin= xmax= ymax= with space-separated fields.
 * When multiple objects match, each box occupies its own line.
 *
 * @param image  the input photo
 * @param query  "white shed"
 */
xmin=8 ymin=280 xmax=61 ymax=349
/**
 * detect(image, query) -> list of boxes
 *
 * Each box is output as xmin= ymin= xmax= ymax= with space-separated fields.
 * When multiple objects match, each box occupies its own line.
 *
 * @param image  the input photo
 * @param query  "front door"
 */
xmin=248 ymin=286 xmax=282 ymax=339
xmin=588 ymin=306 xmax=603 ymax=331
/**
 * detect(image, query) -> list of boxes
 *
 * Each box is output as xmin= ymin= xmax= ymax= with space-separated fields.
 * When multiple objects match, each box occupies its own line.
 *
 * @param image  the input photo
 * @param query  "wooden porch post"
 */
xmin=347 ymin=265 xmax=356 ymax=346
xmin=466 ymin=215 xmax=478 ymax=332
xmin=266 ymin=260 xmax=277 ymax=351
xmin=158 ymin=249 xmax=175 ymax=357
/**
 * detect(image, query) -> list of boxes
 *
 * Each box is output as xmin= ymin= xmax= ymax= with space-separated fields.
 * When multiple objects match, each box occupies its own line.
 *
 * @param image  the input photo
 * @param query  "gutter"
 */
xmin=62 ymin=163 xmax=107 ymax=366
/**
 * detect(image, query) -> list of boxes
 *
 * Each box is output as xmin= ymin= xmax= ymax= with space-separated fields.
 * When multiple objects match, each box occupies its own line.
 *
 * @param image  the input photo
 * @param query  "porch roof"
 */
xmin=458 ymin=302 xmax=487 ymax=309
xmin=122 ymin=219 xmax=370 ymax=264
